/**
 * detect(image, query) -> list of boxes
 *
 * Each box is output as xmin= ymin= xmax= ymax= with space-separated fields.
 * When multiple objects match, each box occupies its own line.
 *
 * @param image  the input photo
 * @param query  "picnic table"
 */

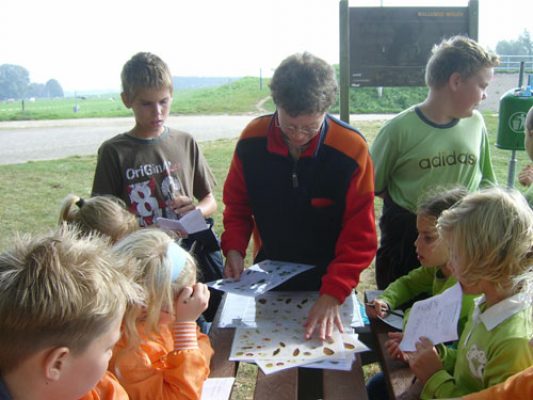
xmin=364 ymin=291 xmax=416 ymax=400
xmin=208 ymin=294 xmax=369 ymax=400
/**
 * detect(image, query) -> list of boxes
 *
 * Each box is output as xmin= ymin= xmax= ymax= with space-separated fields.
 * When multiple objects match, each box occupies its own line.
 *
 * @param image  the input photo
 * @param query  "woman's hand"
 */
xmin=224 ymin=250 xmax=245 ymax=279
xmin=304 ymin=294 xmax=343 ymax=341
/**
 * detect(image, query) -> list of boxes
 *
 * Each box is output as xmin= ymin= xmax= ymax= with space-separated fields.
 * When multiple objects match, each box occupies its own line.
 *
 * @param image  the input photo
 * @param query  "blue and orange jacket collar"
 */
xmin=266 ymin=112 xmax=328 ymax=158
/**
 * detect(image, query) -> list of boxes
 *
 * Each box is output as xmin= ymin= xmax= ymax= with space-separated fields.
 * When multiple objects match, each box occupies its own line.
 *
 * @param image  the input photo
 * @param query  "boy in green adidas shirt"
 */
xmin=371 ymin=36 xmax=499 ymax=289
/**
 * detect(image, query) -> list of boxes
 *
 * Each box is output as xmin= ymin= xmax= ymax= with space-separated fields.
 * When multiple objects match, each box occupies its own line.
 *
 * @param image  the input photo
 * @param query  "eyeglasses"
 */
xmin=275 ymin=115 xmax=323 ymax=137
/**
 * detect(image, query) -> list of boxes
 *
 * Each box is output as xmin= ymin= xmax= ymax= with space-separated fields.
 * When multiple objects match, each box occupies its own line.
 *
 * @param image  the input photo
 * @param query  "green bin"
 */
xmin=496 ymin=88 xmax=533 ymax=150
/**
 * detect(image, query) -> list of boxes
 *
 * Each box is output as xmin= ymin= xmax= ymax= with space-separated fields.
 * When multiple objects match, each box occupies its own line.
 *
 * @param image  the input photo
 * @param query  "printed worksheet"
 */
xmin=254 ymin=333 xmax=368 ymax=374
xmin=399 ymin=283 xmax=463 ymax=351
xmin=156 ymin=209 xmax=208 ymax=234
xmin=243 ymin=291 xmax=363 ymax=329
xmin=217 ymin=293 xmax=252 ymax=328
xmin=217 ymin=291 xmax=364 ymax=329
xmin=207 ymin=260 xmax=315 ymax=297
xmin=201 ymin=377 xmax=235 ymax=400
xmin=229 ymin=320 xmax=344 ymax=363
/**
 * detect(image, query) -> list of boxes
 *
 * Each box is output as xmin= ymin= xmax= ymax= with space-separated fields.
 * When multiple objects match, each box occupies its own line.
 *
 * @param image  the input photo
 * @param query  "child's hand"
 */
xmin=169 ymin=195 xmax=196 ymax=216
xmin=365 ymin=298 xmax=389 ymax=318
xmin=385 ymin=332 xmax=407 ymax=361
xmin=518 ymin=165 xmax=533 ymax=186
xmin=406 ymin=337 xmax=442 ymax=384
xmin=173 ymin=283 xmax=210 ymax=323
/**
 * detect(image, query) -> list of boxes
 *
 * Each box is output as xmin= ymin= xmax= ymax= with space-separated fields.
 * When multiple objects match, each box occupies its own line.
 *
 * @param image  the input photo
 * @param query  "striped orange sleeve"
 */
xmin=172 ymin=322 xmax=199 ymax=350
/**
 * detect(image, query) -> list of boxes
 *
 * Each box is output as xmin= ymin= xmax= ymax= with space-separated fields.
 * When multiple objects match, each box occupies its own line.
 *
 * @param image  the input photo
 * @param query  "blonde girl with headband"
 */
xmin=58 ymin=194 xmax=139 ymax=243
xmin=407 ymin=187 xmax=533 ymax=399
xmin=109 ymin=229 xmax=213 ymax=400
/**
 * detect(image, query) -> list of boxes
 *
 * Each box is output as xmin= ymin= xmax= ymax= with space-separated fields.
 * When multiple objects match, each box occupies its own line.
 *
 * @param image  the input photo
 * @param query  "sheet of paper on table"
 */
xmin=207 ymin=260 xmax=315 ymax=297
xmin=254 ymin=333 xmax=369 ymax=375
xmin=217 ymin=291 xmax=364 ymax=329
xmin=399 ymin=283 xmax=463 ymax=351
xmin=201 ymin=377 xmax=235 ymax=400
xmin=229 ymin=320 xmax=344 ymax=363
xmin=156 ymin=209 xmax=208 ymax=234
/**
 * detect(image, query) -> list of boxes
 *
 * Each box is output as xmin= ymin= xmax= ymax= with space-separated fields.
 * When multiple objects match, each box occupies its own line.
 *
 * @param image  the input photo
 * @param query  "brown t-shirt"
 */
xmin=92 ymin=127 xmax=215 ymax=227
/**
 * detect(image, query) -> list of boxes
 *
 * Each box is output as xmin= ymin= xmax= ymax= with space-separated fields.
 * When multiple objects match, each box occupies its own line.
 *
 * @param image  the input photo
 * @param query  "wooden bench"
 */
xmin=208 ymin=295 xmax=369 ymax=400
xmin=364 ymin=291 xmax=416 ymax=400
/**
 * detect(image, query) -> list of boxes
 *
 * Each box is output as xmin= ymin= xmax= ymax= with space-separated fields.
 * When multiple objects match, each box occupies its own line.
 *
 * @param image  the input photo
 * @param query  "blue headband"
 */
xmin=166 ymin=242 xmax=188 ymax=281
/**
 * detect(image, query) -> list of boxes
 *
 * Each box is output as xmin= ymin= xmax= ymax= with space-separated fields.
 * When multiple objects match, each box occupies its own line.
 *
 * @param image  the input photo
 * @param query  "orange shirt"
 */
xmin=79 ymin=371 xmax=128 ymax=400
xmin=463 ymin=365 xmax=533 ymax=400
xmin=109 ymin=322 xmax=213 ymax=400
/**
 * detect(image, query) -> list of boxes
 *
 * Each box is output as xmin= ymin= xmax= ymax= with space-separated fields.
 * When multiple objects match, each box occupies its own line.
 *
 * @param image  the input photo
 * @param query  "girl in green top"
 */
xmin=366 ymin=187 xmax=473 ymax=362
xmin=408 ymin=187 xmax=533 ymax=399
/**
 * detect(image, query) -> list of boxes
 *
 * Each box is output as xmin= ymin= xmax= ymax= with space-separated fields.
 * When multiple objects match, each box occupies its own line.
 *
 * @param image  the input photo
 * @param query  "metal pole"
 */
xmin=339 ymin=0 xmax=350 ymax=124
xmin=508 ymin=149 xmax=517 ymax=188
xmin=507 ymin=62 xmax=526 ymax=188
xmin=468 ymin=0 xmax=479 ymax=40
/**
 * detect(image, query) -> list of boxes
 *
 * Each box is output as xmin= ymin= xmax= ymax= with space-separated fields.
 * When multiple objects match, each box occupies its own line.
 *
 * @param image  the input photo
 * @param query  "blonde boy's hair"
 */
xmin=112 ymin=229 xmax=197 ymax=344
xmin=438 ymin=187 xmax=533 ymax=292
xmin=58 ymin=194 xmax=138 ymax=243
xmin=425 ymin=35 xmax=499 ymax=88
xmin=121 ymin=52 xmax=173 ymax=100
xmin=526 ymin=106 xmax=533 ymax=133
xmin=0 ymin=226 xmax=143 ymax=373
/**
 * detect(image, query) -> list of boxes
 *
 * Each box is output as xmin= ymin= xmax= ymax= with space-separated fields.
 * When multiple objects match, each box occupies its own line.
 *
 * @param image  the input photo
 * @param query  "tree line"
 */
xmin=495 ymin=30 xmax=533 ymax=56
xmin=0 ymin=64 xmax=64 ymax=101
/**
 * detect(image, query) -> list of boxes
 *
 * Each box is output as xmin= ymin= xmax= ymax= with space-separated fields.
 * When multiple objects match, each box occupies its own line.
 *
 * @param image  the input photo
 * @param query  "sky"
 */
xmin=1 ymin=0 xmax=531 ymax=93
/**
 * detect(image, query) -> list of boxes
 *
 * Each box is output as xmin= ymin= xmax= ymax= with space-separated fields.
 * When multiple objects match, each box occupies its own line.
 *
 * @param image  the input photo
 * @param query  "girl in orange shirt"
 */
xmin=110 ymin=229 xmax=213 ymax=400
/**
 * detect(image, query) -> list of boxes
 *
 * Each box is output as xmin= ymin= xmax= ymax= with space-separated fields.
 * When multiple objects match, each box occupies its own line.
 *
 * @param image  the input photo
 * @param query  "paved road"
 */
xmin=0 ymin=114 xmax=392 ymax=165
xmin=0 ymin=72 xmax=518 ymax=165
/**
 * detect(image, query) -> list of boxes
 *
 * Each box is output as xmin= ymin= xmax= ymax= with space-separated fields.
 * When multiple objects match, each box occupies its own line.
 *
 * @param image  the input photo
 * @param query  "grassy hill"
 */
xmin=0 ymin=75 xmax=432 ymax=121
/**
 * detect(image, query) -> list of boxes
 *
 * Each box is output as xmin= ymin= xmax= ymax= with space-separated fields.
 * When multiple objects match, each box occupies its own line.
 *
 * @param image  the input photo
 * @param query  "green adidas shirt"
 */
xmin=371 ymin=107 xmax=497 ymax=212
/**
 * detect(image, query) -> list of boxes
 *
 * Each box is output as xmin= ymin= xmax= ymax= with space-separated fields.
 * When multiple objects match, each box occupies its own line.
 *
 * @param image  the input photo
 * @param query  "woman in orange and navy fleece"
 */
xmin=221 ymin=52 xmax=377 ymax=341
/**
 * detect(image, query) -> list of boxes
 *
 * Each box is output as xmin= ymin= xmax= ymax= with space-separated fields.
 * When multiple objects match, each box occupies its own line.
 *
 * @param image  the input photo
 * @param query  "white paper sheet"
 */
xmin=207 ymin=260 xmax=315 ymax=297
xmin=156 ymin=209 xmax=208 ymax=234
xmin=217 ymin=293 xmax=253 ymax=328
xmin=254 ymin=333 xmax=368 ymax=374
xmin=217 ymin=291 xmax=364 ymax=329
xmin=230 ymin=320 xmax=344 ymax=363
xmin=399 ymin=283 xmax=463 ymax=351
xmin=201 ymin=377 xmax=235 ymax=400
xmin=245 ymin=291 xmax=363 ymax=329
